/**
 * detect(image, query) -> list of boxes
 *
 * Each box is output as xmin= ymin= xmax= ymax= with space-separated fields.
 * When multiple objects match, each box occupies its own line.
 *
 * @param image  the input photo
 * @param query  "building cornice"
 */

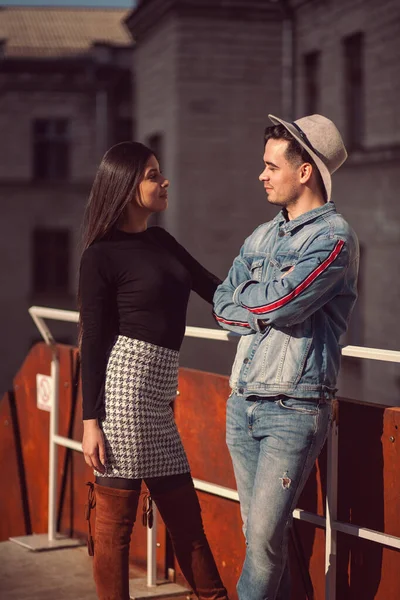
xmin=0 ymin=180 xmax=92 ymax=192
xmin=125 ymin=0 xmax=282 ymax=42
xmin=345 ymin=146 xmax=400 ymax=167
xmin=0 ymin=57 xmax=132 ymax=93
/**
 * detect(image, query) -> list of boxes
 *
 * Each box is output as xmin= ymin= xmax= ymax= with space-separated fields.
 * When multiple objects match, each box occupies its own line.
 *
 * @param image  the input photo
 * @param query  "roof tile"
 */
xmin=0 ymin=7 xmax=133 ymax=58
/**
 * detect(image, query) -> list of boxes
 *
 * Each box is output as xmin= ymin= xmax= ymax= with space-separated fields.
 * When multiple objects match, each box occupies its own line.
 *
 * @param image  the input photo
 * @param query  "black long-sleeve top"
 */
xmin=79 ymin=226 xmax=221 ymax=420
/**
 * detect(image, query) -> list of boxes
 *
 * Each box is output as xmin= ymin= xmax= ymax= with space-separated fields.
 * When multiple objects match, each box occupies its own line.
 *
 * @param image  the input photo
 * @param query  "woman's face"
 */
xmin=137 ymin=155 xmax=169 ymax=213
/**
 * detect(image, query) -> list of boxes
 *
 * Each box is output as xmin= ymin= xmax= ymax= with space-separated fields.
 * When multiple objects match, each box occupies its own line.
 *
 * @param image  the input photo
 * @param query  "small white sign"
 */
xmin=36 ymin=374 xmax=53 ymax=412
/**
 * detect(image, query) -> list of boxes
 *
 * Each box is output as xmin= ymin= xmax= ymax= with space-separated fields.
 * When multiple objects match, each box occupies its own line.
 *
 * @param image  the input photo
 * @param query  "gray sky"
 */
xmin=0 ymin=0 xmax=135 ymax=7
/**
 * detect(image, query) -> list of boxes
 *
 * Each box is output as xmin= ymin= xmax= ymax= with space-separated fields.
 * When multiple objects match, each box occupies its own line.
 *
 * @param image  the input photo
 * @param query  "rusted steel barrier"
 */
xmin=1 ymin=342 xmax=400 ymax=599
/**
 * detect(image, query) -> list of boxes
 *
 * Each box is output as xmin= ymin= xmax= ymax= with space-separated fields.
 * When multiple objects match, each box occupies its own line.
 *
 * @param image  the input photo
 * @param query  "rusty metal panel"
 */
xmin=334 ymin=400 xmax=399 ymax=600
xmin=175 ymin=368 xmax=235 ymax=487
xmin=174 ymin=368 xmax=242 ymax=595
xmin=175 ymin=368 xmax=330 ymax=598
xmin=3 ymin=347 xmax=400 ymax=599
xmin=0 ymin=391 xmax=29 ymax=541
xmin=0 ymin=343 xmax=164 ymax=575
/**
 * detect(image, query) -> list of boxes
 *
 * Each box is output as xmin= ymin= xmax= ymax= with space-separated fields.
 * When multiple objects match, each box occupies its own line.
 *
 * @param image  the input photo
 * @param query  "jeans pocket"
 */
xmin=277 ymin=397 xmax=319 ymax=415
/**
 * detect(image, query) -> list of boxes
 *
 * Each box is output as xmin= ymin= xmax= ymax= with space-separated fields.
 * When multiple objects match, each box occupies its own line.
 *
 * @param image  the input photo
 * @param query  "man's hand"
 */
xmin=82 ymin=419 xmax=106 ymax=473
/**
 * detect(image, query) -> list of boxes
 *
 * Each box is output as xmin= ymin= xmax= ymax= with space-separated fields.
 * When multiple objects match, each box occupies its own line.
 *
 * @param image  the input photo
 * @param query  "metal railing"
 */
xmin=12 ymin=305 xmax=400 ymax=599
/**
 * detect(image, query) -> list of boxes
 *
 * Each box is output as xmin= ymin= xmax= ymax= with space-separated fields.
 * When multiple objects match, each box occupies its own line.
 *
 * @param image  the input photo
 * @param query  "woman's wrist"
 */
xmin=83 ymin=418 xmax=99 ymax=429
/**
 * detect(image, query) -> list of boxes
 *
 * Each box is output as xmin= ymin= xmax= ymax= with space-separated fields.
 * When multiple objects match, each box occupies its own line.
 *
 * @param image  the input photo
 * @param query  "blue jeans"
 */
xmin=226 ymin=394 xmax=332 ymax=600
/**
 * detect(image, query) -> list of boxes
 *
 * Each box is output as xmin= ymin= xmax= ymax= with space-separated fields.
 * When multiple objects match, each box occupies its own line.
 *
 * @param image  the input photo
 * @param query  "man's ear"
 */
xmin=299 ymin=162 xmax=313 ymax=185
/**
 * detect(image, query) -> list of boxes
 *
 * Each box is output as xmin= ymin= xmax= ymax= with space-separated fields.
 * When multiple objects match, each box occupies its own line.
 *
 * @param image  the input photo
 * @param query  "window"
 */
xmin=147 ymin=133 xmax=165 ymax=227
xmin=343 ymin=32 xmax=365 ymax=149
xmin=32 ymin=228 xmax=70 ymax=296
xmin=32 ymin=119 xmax=70 ymax=180
xmin=114 ymin=118 xmax=134 ymax=144
xmin=304 ymin=51 xmax=320 ymax=115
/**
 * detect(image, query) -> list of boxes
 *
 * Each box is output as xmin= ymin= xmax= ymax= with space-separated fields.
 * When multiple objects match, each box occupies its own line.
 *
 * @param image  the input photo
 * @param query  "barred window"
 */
xmin=32 ymin=118 xmax=70 ymax=180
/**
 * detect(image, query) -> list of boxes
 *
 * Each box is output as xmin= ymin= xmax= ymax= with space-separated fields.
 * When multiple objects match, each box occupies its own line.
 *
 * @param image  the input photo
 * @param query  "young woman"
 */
xmin=79 ymin=141 xmax=229 ymax=600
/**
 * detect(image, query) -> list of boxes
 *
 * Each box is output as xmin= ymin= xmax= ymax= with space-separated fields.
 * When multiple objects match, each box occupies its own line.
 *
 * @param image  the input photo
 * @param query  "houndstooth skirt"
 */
xmin=95 ymin=335 xmax=190 ymax=479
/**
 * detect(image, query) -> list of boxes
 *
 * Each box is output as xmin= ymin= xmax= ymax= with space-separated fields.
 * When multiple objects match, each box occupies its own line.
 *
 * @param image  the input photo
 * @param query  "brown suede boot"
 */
xmin=151 ymin=480 xmax=229 ymax=600
xmin=92 ymin=484 xmax=140 ymax=600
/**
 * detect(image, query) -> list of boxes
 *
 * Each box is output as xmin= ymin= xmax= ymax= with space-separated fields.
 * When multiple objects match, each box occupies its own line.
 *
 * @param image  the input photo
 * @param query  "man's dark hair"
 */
xmin=264 ymin=124 xmax=327 ymax=201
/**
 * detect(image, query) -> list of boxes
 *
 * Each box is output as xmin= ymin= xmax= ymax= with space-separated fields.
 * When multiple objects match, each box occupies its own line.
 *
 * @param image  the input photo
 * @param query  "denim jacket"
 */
xmin=213 ymin=203 xmax=359 ymax=400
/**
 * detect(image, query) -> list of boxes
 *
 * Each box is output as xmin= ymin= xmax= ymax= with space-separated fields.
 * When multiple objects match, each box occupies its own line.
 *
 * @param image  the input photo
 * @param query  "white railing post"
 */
xmin=325 ymin=411 xmax=339 ymax=600
xmin=10 ymin=310 xmax=84 ymax=551
xmin=48 ymin=353 xmax=60 ymax=541
xmin=9 ymin=306 xmax=400 ymax=598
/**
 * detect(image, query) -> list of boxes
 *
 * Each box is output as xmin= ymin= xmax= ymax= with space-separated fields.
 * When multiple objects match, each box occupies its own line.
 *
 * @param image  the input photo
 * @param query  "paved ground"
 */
xmin=0 ymin=541 xmax=190 ymax=600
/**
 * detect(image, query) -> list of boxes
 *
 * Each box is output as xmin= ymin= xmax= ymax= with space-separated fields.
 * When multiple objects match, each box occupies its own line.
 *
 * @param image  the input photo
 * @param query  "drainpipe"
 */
xmin=270 ymin=0 xmax=296 ymax=120
xmin=282 ymin=8 xmax=295 ymax=120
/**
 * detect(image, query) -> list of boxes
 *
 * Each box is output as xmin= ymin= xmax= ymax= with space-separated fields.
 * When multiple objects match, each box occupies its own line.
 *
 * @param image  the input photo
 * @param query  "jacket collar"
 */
xmin=277 ymin=202 xmax=337 ymax=232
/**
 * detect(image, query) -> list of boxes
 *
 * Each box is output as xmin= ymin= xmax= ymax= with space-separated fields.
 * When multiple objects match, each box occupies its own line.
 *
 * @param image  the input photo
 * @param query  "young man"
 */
xmin=213 ymin=114 xmax=359 ymax=600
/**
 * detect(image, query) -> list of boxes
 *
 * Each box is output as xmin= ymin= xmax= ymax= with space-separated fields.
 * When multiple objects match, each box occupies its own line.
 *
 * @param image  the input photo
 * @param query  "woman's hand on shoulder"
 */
xmin=82 ymin=419 xmax=106 ymax=474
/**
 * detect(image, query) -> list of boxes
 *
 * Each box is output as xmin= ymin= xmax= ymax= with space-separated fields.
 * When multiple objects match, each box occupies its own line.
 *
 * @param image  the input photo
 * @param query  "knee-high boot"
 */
xmin=92 ymin=484 xmax=140 ymax=600
xmin=151 ymin=480 xmax=229 ymax=600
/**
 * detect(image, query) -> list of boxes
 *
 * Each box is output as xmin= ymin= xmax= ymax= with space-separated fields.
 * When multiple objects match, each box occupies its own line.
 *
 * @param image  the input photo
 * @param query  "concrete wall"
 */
xmin=293 ymin=0 xmax=400 ymax=404
xmin=131 ymin=0 xmax=400 ymax=404
xmin=295 ymin=0 xmax=400 ymax=147
xmin=2 ymin=0 xmax=399 ymax=406
xmin=133 ymin=5 xmax=283 ymax=376
xmin=0 ymin=87 xmax=97 ymax=392
xmin=133 ymin=15 xmax=180 ymax=232
xmin=0 ymin=182 xmax=87 ymax=391
xmin=0 ymin=90 xmax=98 ymax=181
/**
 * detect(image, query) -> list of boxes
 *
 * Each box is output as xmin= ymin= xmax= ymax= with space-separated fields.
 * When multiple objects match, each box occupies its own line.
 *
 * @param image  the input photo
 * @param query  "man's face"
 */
xmin=259 ymin=138 xmax=301 ymax=208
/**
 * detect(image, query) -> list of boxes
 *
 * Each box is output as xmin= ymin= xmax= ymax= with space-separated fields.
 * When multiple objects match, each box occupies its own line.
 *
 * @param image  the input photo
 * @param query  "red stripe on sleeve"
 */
xmin=244 ymin=239 xmax=345 ymax=315
xmin=213 ymin=313 xmax=251 ymax=328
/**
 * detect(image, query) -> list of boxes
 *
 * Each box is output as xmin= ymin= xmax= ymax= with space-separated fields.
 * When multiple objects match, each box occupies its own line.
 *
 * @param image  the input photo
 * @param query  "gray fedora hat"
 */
xmin=268 ymin=113 xmax=347 ymax=202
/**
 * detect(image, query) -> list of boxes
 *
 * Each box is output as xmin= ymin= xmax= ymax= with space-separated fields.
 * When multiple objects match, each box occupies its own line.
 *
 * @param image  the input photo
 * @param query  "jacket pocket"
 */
xmin=229 ymin=334 xmax=254 ymax=388
xmin=250 ymin=257 xmax=265 ymax=282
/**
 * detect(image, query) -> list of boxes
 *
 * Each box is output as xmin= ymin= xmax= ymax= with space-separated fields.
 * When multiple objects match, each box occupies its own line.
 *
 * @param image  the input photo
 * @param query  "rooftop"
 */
xmin=0 ymin=7 xmax=133 ymax=58
xmin=0 ymin=540 xmax=190 ymax=600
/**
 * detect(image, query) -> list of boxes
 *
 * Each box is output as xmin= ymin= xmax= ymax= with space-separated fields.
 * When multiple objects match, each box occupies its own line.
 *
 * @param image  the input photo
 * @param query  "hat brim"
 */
xmin=268 ymin=114 xmax=332 ymax=202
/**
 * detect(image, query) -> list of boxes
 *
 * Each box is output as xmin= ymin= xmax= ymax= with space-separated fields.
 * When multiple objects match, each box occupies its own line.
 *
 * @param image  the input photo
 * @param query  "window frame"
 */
xmin=32 ymin=118 xmax=70 ymax=181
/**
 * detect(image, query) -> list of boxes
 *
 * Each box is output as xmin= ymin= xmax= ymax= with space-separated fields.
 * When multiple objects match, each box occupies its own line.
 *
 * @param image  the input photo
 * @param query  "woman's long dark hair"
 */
xmin=78 ymin=141 xmax=154 ymax=349
xmin=81 ymin=141 xmax=154 ymax=251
